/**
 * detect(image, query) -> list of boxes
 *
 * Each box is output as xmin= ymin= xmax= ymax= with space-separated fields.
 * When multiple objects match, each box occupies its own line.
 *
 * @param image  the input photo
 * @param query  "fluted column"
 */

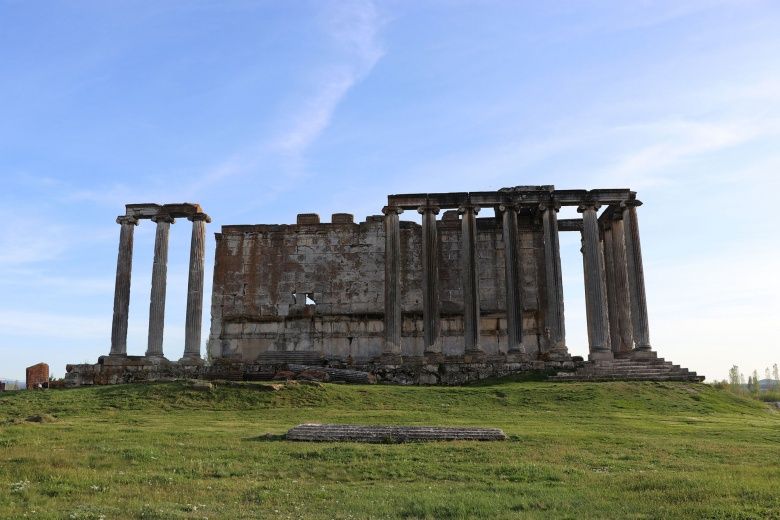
xmin=458 ymin=203 xmax=482 ymax=355
xmin=109 ymin=215 xmax=139 ymax=356
xmin=146 ymin=214 xmax=174 ymax=358
xmin=418 ymin=204 xmax=441 ymax=355
xmin=622 ymin=200 xmax=652 ymax=355
xmin=382 ymin=205 xmax=403 ymax=359
xmin=499 ymin=203 xmax=523 ymax=354
xmin=540 ymin=201 xmax=567 ymax=356
xmin=578 ymin=203 xmax=612 ymax=360
xmin=181 ymin=212 xmax=210 ymax=363
xmin=609 ymin=213 xmax=634 ymax=353
xmin=603 ymin=223 xmax=621 ymax=354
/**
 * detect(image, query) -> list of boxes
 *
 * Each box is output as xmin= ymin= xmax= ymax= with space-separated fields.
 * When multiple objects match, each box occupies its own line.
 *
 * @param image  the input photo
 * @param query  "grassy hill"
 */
xmin=1 ymin=381 xmax=778 ymax=519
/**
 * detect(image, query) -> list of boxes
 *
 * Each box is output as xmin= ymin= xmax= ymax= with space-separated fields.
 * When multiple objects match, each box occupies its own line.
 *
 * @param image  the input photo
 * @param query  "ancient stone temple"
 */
xmin=65 ymin=187 xmax=703 ymax=386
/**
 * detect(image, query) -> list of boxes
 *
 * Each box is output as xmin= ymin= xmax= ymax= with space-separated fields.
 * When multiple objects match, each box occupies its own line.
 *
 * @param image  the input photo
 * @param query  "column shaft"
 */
xmin=541 ymin=203 xmax=567 ymax=354
xmin=182 ymin=214 xmax=209 ymax=361
xmin=419 ymin=206 xmax=441 ymax=354
xmin=603 ymin=225 xmax=620 ymax=354
xmin=622 ymin=203 xmax=652 ymax=351
xmin=110 ymin=216 xmax=138 ymax=356
xmin=610 ymin=217 xmax=634 ymax=352
xmin=579 ymin=204 xmax=612 ymax=360
xmin=146 ymin=215 xmax=173 ymax=358
xmin=383 ymin=206 xmax=403 ymax=356
xmin=459 ymin=204 xmax=482 ymax=353
xmin=500 ymin=205 xmax=523 ymax=353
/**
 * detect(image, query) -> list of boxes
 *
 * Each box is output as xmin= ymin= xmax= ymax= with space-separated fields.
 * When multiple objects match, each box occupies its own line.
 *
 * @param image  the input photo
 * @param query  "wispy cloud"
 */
xmin=187 ymin=0 xmax=385 ymax=197
xmin=597 ymin=116 xmax=780 ymax=188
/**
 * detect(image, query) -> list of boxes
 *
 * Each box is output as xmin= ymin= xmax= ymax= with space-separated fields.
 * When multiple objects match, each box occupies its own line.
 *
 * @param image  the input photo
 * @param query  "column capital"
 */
xmin=620 ymin=199 xmax=644 ymax=208
xmin=457 ymin=204 xmax=480 ymax=215
xmin=382 ymin=205 xmax=404 ymax=216
xmin=151 ymin=214 xmax=175 ymax=224
xmin=538 ymin=199 xmax=562 ymax=212
xmin=416 ymin=205 xmax=440 ymax=215
xmin=497 ymin=202 xmax=520 ymax=213
xmin=116 ymin=215 xmax=139 ymax=226
xmin=577 ymin=202 xmax=602 ymax=213
xmin=188 ymin=212 xmax=211 ymax=223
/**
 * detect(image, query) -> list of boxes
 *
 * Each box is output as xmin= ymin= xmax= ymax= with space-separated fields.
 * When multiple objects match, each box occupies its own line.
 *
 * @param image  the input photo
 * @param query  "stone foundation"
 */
xmin=65 ymin=355 xmax=582 ymax=387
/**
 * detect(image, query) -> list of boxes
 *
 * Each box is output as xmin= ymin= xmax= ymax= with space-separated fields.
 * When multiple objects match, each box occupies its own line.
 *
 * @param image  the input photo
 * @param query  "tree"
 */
xmin=752 ymin=370 xmax=760 ymax=395
xmin=728 ymin=365 xmax=740 ymax=389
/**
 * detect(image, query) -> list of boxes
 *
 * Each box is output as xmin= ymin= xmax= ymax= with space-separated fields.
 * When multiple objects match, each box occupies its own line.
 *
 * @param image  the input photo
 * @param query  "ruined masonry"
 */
xmin=65 ymin=187 xmax=703 ymax=386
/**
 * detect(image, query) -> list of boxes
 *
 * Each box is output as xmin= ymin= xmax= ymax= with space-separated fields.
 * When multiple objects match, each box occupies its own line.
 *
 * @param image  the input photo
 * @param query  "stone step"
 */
xmin=285 ymin=424 xmax=507 ymax=442
xmin=550 ymin=374 xmax=704 ymax=382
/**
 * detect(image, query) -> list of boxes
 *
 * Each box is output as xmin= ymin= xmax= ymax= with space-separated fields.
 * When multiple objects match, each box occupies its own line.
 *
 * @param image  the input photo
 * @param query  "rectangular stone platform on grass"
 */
xmin=285 ymin=424 xmax=507 ymax=443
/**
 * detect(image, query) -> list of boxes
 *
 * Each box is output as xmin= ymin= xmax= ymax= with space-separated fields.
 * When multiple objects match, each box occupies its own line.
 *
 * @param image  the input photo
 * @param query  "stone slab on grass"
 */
xmin=285 ymin=423 xmax=507 ymax=443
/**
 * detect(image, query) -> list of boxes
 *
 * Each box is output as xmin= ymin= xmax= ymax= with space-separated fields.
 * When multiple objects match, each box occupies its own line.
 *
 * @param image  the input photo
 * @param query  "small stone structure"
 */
xmin=26 ymin=363 xmax=49 ymax=390
xmin=65 ymin=187 xmax=703 ymax=386
xmin=285 ymin=424 xmax=507 ymax=442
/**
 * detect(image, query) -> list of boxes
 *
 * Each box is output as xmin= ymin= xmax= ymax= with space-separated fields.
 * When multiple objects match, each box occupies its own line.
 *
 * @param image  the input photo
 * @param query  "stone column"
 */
xmin=578 ymin=203 xmax=612 ymax=360
xmin=602 ymin=223 xmax=621 ymax=354
xmin=109 ymin=215 xmax=139 ymax=357
xmin=610 ymin=213 xmax=634 ymax=353
xmin=622 ymin=201 xmax=652 ymax=356
xmin=382 ymin=205 xmax=403 ymax=361
xmin=417 ymin=204 xmax=441 ymax=356
xmin=458 ymin=203 xmax=482 ymax=355
xmin=181 ymin=213 xmax=210 ymax=363
xmin=540 ymin=201 xmax=567 ymax=357
xmin=499 ymin=203 xmax=523 ymax=355
xmin=145 ymin=214 xmax=174 ymax=359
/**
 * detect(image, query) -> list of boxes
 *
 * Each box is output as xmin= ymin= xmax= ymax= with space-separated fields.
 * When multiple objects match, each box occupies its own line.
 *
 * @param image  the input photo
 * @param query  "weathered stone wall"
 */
xmin=207 ymin=210 xmax=548 ymax=363
xmin=26 ymin=363 xmax=49 ymax=390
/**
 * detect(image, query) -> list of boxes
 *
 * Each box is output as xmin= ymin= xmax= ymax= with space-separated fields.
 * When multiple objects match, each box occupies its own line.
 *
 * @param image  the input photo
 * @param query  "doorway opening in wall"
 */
xmin=556 ymin=206 xmax=589 ymax=359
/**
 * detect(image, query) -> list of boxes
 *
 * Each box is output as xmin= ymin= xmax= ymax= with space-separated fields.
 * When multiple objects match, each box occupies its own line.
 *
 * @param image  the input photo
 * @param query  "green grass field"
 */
xmin=1 ymin=380 xmax=778 ymax=519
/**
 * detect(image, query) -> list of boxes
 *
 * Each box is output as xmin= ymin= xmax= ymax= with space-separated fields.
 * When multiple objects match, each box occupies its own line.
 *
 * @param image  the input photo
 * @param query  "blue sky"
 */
xmin=1 ymin=0 xmax=778 ymax=382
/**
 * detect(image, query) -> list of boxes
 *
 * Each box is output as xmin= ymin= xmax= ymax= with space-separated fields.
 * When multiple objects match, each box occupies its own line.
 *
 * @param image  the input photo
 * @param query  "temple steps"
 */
xmin=548 ymin=358 xmax=704 ymax=382
xmin=285 ymin=423 xmax=507 ymax=443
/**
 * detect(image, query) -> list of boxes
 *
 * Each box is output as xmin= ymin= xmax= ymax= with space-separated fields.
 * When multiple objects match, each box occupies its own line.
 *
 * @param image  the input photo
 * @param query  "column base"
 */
xmin=630 ymin=348 xmax=656 ymax=360
xmin=144 ymin=355 xmax=170 ymax=365
xmin=588 ymin=349 xmax=614 ymax=361
xmin=546 ymin=348 xmax=571 ymax=361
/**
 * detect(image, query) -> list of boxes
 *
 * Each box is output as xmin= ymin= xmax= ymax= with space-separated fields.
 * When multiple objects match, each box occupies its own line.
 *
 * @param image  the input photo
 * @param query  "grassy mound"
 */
xmin=1 ymin=381 xmax=778 ymax=519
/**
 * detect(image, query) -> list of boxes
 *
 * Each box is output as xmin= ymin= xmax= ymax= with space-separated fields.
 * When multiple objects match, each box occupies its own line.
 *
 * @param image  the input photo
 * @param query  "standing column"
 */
xmin=418 ymin=204 xmax=441 ymax=356
xmin=109 ymin=215 xmax=139 ymax=357
xmin=540 ymin=201 xmax=567 ymax=356
xmin=146 ymin=214 xmax=174 ymax=359
xmin=382 ymin=205 xmax=403 ymax=360
xmin=603 ymin=223 xmax=620 ymax=354
xmin=578 ymin=203 xmax=612 ymax=360
xmin=499 ymin=204 xmax=523 ymax=355
xmin=610 ymin=213 xmax=634 ymax=353
xmin=458 ymin=203 xmax=482 ymax=355
xmin=622 ymin=200 xmax=652 ymax=355
xmin=181 ymin=213 xmax=210 ymax=363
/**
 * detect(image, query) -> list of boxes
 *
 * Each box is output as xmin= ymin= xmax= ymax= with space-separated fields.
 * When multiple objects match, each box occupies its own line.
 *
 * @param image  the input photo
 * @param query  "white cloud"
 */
xmin=187 ymin=0 xmax=385 ymax=196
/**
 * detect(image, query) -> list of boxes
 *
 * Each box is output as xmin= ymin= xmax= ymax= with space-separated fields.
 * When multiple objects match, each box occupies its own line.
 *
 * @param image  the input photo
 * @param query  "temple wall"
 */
xmin=207 ymin=211 xmax=547 ymax=363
